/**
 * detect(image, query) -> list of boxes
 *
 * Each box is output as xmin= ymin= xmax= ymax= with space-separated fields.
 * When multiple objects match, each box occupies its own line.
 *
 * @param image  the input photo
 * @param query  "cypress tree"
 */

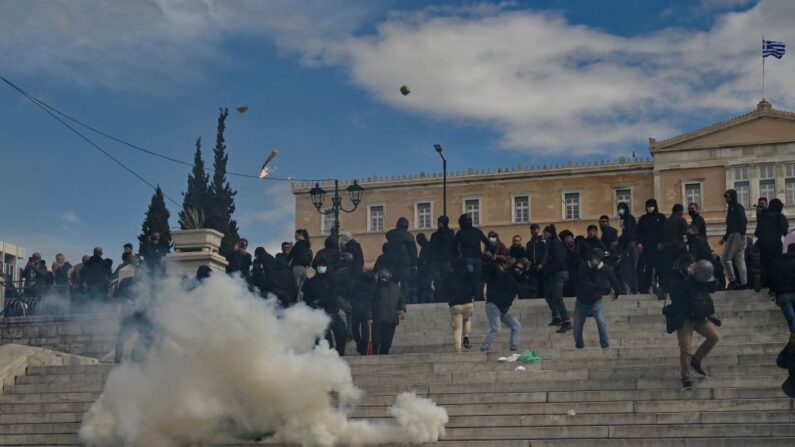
xmin=179 ymin=137 xmax=209 ymax=228
xmin=138 ymin=185 xmax=173 ymax=252
xmin=206 ymin=107 xmax=239 ymax=255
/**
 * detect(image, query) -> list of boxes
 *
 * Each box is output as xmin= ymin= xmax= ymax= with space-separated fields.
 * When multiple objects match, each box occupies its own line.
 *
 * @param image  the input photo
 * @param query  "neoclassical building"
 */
xmin=293 ymin=100 xmax=795 ymax=265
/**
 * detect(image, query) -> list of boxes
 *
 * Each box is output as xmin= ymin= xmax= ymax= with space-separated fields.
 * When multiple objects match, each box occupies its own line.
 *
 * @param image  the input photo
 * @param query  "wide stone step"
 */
xmin=0 ymin=402 xmax=93 ymax=415
xmin=528 ymin=438 xmax=795 ymax=447
xmin=0 ymin=392 xmax=100 ymax=405
xmin=0 ymin=412 xmax=83 ymax=425
xmin=0 ymin=423 xmax=81 ymax=435
xmin=15 ymin=373 xmax=108 ymax=386
xmin=0 ymin=433 xmax=78 ymax=445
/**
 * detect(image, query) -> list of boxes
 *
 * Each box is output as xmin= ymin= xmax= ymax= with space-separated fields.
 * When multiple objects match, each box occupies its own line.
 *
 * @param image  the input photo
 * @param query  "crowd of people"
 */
xmin=4 ymin=188 xmax=795 ymax=392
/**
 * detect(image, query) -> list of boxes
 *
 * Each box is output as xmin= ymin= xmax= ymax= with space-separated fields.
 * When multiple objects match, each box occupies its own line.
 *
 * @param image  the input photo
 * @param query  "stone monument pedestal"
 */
xmin=165 ymin=229 xmax=228 ymax=277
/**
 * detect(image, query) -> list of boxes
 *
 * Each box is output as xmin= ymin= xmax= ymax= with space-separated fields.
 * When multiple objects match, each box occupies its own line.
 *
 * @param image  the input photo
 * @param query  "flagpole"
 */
xmin=762 ymin=35 xmax=766 ymax=100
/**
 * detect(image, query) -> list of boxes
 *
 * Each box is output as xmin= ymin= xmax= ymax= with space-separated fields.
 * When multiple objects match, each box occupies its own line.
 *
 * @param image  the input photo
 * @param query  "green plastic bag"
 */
xmin=518 ymin=350 xmax=542 ymax=364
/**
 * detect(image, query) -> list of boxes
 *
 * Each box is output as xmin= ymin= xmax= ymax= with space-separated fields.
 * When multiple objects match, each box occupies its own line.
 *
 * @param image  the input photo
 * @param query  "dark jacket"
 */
xmin=509 ymin=245 xmax=527 ymax=260
xmin=263 ymin=258 xmax=298 ymax=307
xmin=343 ymin=239 xmax=365 ymax=276
xmin=579 ymin=237 xmax=606 ymax=261
xmin=723 ymin=189 xmax=747 ymax=241
xmin=455 ymin=215 xmax=491 ymax=259
xmin=289 ymin=239 xmax=313 ymax=268
xmin=755 ymin=199 xmax=789 ymax=249
xmin=618 ymin=203 xmax=637 ymax=249
xmin=226 ymin=250 xmax=252 ymax=278
xmin=302 ymin=273 xmax=338 ymax=316
xmin=429 ymin=226 xmax=456 ymax=263
xmin=312 ymin=237 xmax=343 ymax=271
xmin=690 ymin=213 xmax=707 ymax=239
xmin=525 ymin=236 xmax=547 ymax=267
xmin=668 ymin=271 xmax=717 ymax=320
xmin=371 ymin=280 xmax=405 ymax=325
xmin=769 ymin=251 xmax=795 ymax=296
xmin=544 ymin=235 xmax=568 ymax=275
xmin=484 ymin=264 xmax=519 ymax=314
xmin=663 ymin=213 xmax=688 ymax=248
xmin=385 ymin=218 xmax=418 ymax=267
xmin=443 ymin=265 xmax=475 ymax=307
xmin=350 ymin=273 xmax=376 ymax=318
xmin=82 ymin=256 xmax=112 ymax=287
xmin=687 ymin=235 xmax=712 ymax=262
xmin=140 ymin=241 xmax=168 ymax=271
xmin=637 ymin=199 xmax=667 ymax=249
xmin=576 ymin=262 xmax=624 ymax=305
xmin=600 ymin=226 xmax=619 ymax=250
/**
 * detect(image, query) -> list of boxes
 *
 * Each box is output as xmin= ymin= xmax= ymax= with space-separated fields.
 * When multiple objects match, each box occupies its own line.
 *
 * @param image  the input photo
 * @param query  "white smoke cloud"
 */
xmin=79 ymin=273 xmax=447 ymax=447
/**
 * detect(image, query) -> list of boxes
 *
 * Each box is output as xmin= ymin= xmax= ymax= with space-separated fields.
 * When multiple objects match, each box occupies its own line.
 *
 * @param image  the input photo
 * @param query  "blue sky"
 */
xmin=2 ymin=0 xmax=794 ymax=266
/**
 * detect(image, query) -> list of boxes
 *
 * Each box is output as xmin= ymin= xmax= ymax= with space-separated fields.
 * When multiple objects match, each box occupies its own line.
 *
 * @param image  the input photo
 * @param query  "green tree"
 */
xmin=138 ymin=185 xmax=173 ymax=252
xmin=205 ymin=107 xmax=239 ymax=255
xmin=179 ymin=137 xmax=209 ymax=229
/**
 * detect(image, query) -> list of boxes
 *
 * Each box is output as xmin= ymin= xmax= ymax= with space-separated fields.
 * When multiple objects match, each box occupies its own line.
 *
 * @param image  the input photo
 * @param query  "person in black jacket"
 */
xmin=455 ymin=214 xmax=492 ymax=301
xmin=82 ymin=247 xmax=112 ymax=301
xmin=370 ymin=266 xmax=406 ymax=355
xmin=560 ymin=230 xmax=580 ymax=298
xmin=139 ymin=232 xmax=169 ymax=275
xmin=429 ymin=216 xmax=456 ymax=303
xmin=302 ymin=256 xmax=347 ymax=356
xmin=668 ymin=254 xmax=720 ymax=390
xmin=415 ymin=233 xmax=433 ymax=304
xmin=479 ymin=257 xmax=522 ymax=352
xmin=618 ymin=202 xmax=639 ymax=294
xmin=262 ymin=256 xmax=298 ymax=308
xmin=251 ymin=246 xmax=275 ymax=285
xmin=509 ymin=235 xmax=526 ymax=260
xmin=688 ymin=203 xmax=707 ymax=239
xmin=636 ymin=198 xmax=667 ymax=294
xmin=543 ymin=225 xmax=572 ymax=333
xmin=660 ymin=204 xmax=688 ymax=299
xmin=770 ymin=244 xmax=795 ymax=397
xmin=350 ymin=271 xmax=375 ymax=355
xmin=719 ymin=189 xmax=748 ymax=290
xmin=525 ymin=224 xmax=547 ymax=298
xmin=289 ymin=229 xmax=313 ymax=296
xmin=226 ymin=239 xmax=252 ymax=281
xmin=599 ymin=215 xmax=619 ymax=253
xmin=686 ymin=224 xmax=712 ymax=262
xmin=755 ymin=198 xmax=789 ymax=287
xmin=385 ymin=217 xmax=418 ymax=302
xmin=341 ymin=232 xmax=365 ymax=277
xmin=580 ymin=225 xmax=607 ymax=261
xmin=573 ymin=248 xmax=624 ymax=349
xmin=444 ymin=260 xmax=475 ymax=351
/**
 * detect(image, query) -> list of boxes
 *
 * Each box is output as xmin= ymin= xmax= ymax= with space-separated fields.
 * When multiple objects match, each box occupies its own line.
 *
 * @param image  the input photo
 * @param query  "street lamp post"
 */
xmin=434 ymin=144 xmax=447 ymax=217
xmin=309 ymin=179 xmax=365 ymax=241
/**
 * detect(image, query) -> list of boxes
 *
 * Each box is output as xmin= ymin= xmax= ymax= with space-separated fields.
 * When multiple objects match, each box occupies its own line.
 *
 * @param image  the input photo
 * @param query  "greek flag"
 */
xmin=763 ymin=40 xmax=786 ymax=59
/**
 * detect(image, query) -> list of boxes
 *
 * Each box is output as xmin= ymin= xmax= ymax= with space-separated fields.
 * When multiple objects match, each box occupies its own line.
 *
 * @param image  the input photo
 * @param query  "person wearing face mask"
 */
xmin=480 ymin=257 xmax=522 ymax=352
xmin=686 ymin=224 xmax=713 ymax=262
xmin=302 ymin=256 xmax=347 ymax=356
xmin=542 ymin=225 xmax=572 ymax=333
xmin=636 ymin=198 xmax=667 ymax=294
xmin=617 ymin=202 xmax=639 ymax=294
xmin=719 ymin=190 xmax=748 ymax=290
xmin=573 ymin=248 xmax=624 ymax=349
xmin=688 ymin=203 xmax=707 ymax=239
xmin=369 ymin=266 xmax=407 ymax=355
xmin=484 ymin=231 xmax=509 ymax=263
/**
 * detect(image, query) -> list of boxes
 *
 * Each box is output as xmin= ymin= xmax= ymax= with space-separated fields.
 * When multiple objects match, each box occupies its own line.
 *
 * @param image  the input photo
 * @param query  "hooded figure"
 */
xmin=720 ymin=189 xmax=748 ymax=289
xmin=755 ymin=198 xmax=789 ymax=284
xmin=429 ymin=215 xmax=456 ymax=302
xmin=617 ymin=202 xmax=639 ymax=293
xmin=573 ymin=247 xmax=624 ymax=349
xmin=636 ymin=198 xmax=667 ymax=294
xmin=382 ymin=217 xmax=417 ymax=303
xmin=341 ymin=232 xmax=364 ymax=277
xmin=454 ymin=214 xmax=492 ymax=301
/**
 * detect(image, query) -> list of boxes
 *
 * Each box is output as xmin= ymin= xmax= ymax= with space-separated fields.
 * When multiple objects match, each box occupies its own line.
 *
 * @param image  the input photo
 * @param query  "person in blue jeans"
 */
xmin=769 ymin=243 xmax=795 ymax=397
xmin=573 ymin=248 xmax=625 ymax=349
xmin=543 ymin=225 xmax=572 ymax=333
xmin=480 ymin=257 xmax=522 ymax=352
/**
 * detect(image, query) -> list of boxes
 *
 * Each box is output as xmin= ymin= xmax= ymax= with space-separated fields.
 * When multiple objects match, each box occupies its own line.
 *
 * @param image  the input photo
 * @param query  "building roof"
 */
xmin=649 ymin=100 xmax=795 ymax=153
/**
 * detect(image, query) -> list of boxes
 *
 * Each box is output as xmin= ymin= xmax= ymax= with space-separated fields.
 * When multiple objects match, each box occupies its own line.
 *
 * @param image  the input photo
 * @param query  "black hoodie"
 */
xmin=484 ymin=262 xmax=519 ymax=313
xmin=755 ymin=198 xmax=789 ymax=248
xmin=454 ymin=214 xmax=491 ymax=259
xmin=429 ymin=221 xmax=456 ymax=262
xmin=543 ymin=226 xmax=568 ymax=274
xmin=617 ymin=202 xmax=637 ymax=249
xmin=385 ymin=217 xmax=418 ymax=267
xmin=636 ymin=199 xmax=667 ymax=249
xmin=722 ymin=189 xmax=747 ymax=241
xmin=312 ymin=236 xmax=342 ymax=271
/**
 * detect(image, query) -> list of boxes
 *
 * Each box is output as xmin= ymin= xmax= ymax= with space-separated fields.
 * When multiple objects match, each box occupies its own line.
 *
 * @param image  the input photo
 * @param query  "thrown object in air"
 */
xmin=236 ymin=106 xmax=249 ymax=113
xmin=259 ymin=149 xmax=279 ymax=178
xmin=400 ymin=85 xmax=411 ymax=96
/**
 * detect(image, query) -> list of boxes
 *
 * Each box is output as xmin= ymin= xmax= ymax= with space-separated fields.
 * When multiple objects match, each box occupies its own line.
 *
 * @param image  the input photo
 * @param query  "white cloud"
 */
xmin=60 ymin=210 xmax=82 ymax=225
xmin=237 ymin=182 xmax=295 ymax=254
xmin=698 ymin=0 xmax=756 ymax=13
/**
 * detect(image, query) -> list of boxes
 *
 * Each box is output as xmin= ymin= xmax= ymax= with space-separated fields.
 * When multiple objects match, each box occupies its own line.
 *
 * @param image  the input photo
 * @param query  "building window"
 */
xmin=463 ymin=198 xmax=481 ymax=226
xmin=513 ymin=195 xmax=530 ymax=224
xmin=733 ymin=166 xmax=751 ymax=209
xmin=321 ymin=211 xmax=335 ymax=236
xmin=615 ymin=188 xmax=632 ymax=215
xmin=564 ymin=192 xmax=580 ymax=221
xmin=786 ymin=163 xmax=795 ymax=206
xmin=759 ymin=164 xmax=776 ymax=202
xmin=684 ymin=183 xmax=702 ymax=210
xmin=368 ymin=205 xmax=385 ymax=233
xmin=416 ymin=202 xmax=432 ymax=230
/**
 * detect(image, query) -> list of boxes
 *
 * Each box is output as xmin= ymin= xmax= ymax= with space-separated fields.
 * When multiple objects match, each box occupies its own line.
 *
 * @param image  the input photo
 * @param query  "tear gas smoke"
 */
xmin=79 ymin=274 xmax=447 ymax=446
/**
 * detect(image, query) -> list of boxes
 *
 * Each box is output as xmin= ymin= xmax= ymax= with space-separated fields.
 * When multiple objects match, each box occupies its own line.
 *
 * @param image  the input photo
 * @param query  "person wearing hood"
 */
xmin=618 ymin=202 xmax=639 ymax=294
xmin=660 ymin=204 xmax=689 ymax=299
xmin=415 ymin=233 xmax=434 ymax=304
xmin=719 ymin=189 xmax=748 ymax=290
xmin=636 ymin=198 xmax=667 ymax=294
xmin=755 ymin=198 xmax=789 ymax=287
xmin=252 ymin=247 xmax=276 ymax=283
xmin=341 ymin=232 xmax=365 ymax=277
xmin=480 ymin=257 xmax=522 ymax=352
xmin=769 ymin=243 xmax=795 ymax=397
xmin=385 ymin=217 xmax=418 ymax=303
xmin=289 ymin=229 xmax=313 ymax=297
xmin=525 ymin=223 xmax=548 ymax=299
xmin=443 ymin=260 xmax=476 ymax=352
xmin=302 ymin=255 xmax=347 ymax=356
xmin=574 ymin=248 xmax=624 ymax=349
xmin=429 ymin=216 xmax=456 ymax=303
xmin=542 ymin=224 xmax=572 ymax=333
xmin=688 ymin=203 xmax=707 ymax=239
xmin=455 ymin=214 xmax=492 ymax=301
xmin=262 ymin=256 xmax=299 ymax=308
xmin=370 ymin=265 xmax=407 ymax=355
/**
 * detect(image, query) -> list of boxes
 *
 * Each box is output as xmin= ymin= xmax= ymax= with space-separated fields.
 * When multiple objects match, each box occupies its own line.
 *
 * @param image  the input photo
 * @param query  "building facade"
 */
xmin=293 ymin=101 xmax=795 ymax=266
xmin=0 ymin=240 xmax=26 ymax=311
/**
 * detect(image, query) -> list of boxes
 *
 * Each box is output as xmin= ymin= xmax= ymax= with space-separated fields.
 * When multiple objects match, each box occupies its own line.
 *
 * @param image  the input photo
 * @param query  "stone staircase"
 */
xmin=1 ymin=290 xmax=794 ymax=446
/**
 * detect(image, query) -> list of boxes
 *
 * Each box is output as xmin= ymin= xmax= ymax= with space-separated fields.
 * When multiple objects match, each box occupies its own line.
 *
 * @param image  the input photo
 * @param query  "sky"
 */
xmin=2 ymin=0 xmax=795 ymax=267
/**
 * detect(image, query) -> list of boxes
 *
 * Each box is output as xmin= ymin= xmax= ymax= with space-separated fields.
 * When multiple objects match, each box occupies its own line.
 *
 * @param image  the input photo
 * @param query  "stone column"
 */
xmin=165 ymin=229 xmax=228 ymax=278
